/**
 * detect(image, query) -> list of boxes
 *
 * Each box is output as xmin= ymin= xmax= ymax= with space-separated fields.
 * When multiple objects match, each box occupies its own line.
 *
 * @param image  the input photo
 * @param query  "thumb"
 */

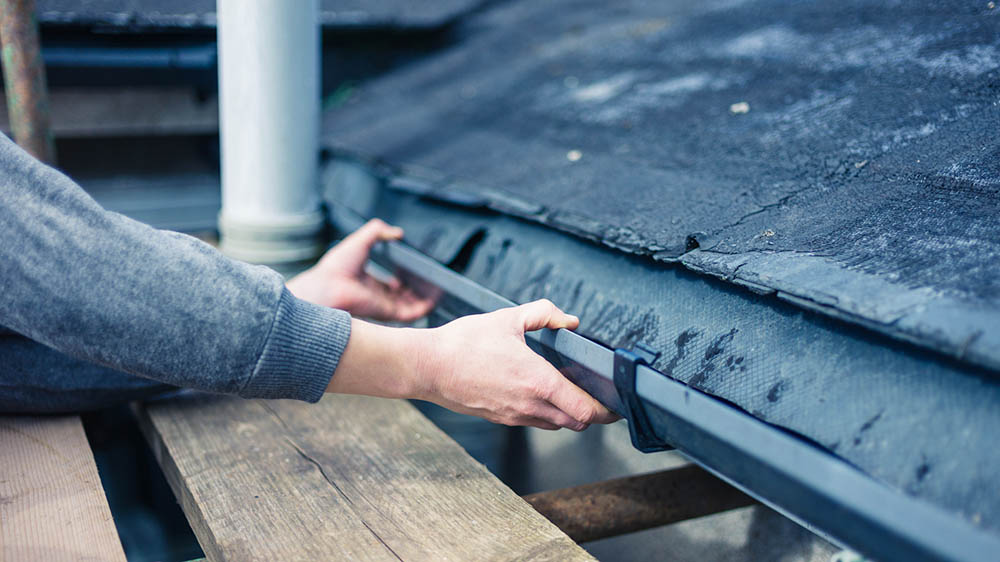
xmin=342 ymin=219 xmax=404 ymax=253
xmin=517 ymin=299 xmax=580 ymax=333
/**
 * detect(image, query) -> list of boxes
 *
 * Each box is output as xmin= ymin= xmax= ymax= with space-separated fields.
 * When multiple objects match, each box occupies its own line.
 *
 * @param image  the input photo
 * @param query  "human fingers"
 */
xmin=342 ymin=219 xmax=404 ymax=253
xmin=533 ymin=358 xmax=619 ymax=426
xmin=516 ymin=299 xmax=580 ymax=332
xmin=517 ymin=417 xmax=562 ymax=431
xmin=384 ymin=275 xmax=403 ymax=291
xmin=529 ymin=400 xmax=592 ymax=431
xmin=485 ymin=405 xmax=568 ymax=431
xmin=360 ymin=277 xmax=435 ymax=321
xmin=391 ymin=290 xmax=436 ymax=322
xmin=328 ymin=276 xmax=397 ymax=321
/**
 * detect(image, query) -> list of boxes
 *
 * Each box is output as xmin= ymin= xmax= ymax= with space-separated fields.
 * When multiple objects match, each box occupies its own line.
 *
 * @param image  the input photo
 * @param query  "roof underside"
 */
xmin=323 ymin=0 xmax=1000 ymax=372
xmin=36 ymin=0 xmax=485 ymax=30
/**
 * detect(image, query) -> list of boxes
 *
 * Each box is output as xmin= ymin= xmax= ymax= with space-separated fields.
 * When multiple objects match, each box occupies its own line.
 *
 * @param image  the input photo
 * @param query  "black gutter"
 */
xmin=333 ymin=204 xmax=1000 ymax=562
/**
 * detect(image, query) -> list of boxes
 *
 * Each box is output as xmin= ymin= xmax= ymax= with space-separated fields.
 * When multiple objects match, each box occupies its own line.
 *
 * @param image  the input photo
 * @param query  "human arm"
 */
xmin=0 ymin=133 xmax=348 ymax=403
xmin=286 ymin=219 xmax=617 ymax=430
xmin=329 ymin=300 xmax=619 ymax=431
xmin=286 ymin=219 xmax=435 ymax=322
xmin=0 ymin=131 xmax=615 ymax=428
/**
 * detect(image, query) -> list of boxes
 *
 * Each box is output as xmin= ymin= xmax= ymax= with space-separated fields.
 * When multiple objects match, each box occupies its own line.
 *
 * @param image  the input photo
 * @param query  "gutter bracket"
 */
xmin=613 ymin=343 xmax=674 ymax=453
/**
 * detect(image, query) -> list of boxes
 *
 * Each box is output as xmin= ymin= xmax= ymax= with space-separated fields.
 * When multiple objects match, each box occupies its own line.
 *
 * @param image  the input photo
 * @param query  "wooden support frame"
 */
xmin=0 ymin=402 xmax=757 ymax=560
xmin=0 ymin=0 xmax=56 ymax=163
xmin=134 ymin=394 xmax=593 ymax=561
xmin=524 ymin=465 xmax=756 ymax=543
xmin=0 ymin=415 xmax=126 ymax=561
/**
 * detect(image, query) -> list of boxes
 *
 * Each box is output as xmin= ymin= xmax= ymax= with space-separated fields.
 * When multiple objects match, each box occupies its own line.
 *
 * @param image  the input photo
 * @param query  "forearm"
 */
xmin=326 ymin=303 xmax=619 ymax=431
xmin=327 ymin=319 xmax=426 ymax=399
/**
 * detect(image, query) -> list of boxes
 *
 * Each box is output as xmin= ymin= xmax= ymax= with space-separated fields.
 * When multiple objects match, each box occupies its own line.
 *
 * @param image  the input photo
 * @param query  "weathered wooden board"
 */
xmin=134 ymin=394 xmax=592 ymax=561
xmin=0 ymin=415 xmax=126 ymax=562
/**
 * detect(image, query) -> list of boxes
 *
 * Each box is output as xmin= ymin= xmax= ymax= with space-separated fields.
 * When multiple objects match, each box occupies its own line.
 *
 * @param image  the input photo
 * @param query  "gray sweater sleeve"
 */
xmin=0 ymin=134 xmax=350 ymax=403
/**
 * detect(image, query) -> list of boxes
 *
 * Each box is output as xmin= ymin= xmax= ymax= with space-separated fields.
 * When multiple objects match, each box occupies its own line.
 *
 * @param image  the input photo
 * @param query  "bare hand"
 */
xmin=330 ymin=299 xmax=619 ymax=431
xmin=417 ymin=299 xmax=619 ymax=430
xmin=286 ymin=219 xmax=435 ymax=322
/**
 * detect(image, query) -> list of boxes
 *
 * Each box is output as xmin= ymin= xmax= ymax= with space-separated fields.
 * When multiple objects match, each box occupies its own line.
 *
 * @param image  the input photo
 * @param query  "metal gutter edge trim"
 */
xmin=339 ymin=210 xmax=1000 ymax=562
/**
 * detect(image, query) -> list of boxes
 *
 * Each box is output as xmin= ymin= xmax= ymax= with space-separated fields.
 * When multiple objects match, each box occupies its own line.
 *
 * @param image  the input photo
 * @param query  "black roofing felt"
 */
xmin=36 ymin=0 xmax=484 ymax=30
xmin=323 ymin=0 xmax=1000 ymax=373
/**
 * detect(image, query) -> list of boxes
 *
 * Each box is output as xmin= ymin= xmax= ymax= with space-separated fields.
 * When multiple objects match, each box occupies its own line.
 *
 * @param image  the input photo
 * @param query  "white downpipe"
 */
xmin=217 ymin=0 xmax=324 ymax=265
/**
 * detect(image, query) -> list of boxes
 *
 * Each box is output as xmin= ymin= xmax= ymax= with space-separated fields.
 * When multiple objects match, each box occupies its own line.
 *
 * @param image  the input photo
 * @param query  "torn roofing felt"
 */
xmin=322 ymin=0 xmax=1000 ymax=373
xmin=35 ymin=0 xmax=487 ymax=30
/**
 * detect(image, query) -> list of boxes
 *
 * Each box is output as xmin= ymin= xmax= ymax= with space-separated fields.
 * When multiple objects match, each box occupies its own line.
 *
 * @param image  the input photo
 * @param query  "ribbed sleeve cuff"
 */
xmin=240 ymin=288 xmax=352 ymax=403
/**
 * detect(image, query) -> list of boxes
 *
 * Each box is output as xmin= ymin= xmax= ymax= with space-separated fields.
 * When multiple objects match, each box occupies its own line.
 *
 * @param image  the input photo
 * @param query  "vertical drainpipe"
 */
xmin=217 ymin=0 xmax=325 ymax=266
xmin=0 ymin=0 xmax=56 ymax=164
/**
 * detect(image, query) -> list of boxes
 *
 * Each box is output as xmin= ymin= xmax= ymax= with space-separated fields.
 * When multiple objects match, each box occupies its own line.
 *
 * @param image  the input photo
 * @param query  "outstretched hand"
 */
xmin=296 ymin=220 xmax=616 ymax=431
xmin=418 ymin=299 xmax=621 ymax=430
xmin=287 ymin=219 xmax=435 ymax=322
xmin=331 ymin=299 xmax=620 ymax=431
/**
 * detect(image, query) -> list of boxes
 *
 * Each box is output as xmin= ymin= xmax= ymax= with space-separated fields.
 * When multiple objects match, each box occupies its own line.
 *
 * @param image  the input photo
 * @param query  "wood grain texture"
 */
xmin=0 ymin=415 xmax=126 ymax=562
xmin=134 ymin=394 xmax=592 ymax=562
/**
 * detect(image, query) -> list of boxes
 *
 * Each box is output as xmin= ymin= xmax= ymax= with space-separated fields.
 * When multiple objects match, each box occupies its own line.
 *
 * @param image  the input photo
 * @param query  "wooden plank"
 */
xmin=0 ymin=87 xmax=218 ymax=138
xmin=134 ymin=394 xmax=593 ymax=561
xmin=0 ymin=415 xmax=126 ymax=562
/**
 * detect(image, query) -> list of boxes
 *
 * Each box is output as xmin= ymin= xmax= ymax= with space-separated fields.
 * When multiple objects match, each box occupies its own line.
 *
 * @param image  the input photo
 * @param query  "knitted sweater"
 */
xmin=0 ymin=134 xmax=350 ymax=413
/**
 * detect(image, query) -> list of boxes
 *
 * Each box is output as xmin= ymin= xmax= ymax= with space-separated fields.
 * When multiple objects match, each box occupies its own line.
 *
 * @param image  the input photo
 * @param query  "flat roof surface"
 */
xmin=322 ymin=0 xmax=1000 ymax=545
xmin=324 ymin=0 xmax=1000 ymax=373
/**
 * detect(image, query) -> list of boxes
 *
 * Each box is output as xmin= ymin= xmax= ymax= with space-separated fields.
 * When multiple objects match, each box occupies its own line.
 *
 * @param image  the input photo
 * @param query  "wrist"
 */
xmin=409 ymin=326 xmax=444 ymax=402
xmin=285 ymin=266 xmax=327 ymax=307
xmin=328 ymin=319 xmax=429 ymax=400
xmin=392 ymin=325 xmax=432 ymax=400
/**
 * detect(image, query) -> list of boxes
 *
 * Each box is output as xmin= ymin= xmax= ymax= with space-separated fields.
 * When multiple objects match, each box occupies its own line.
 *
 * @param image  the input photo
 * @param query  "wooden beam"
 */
xmin=0 ymin=87 xmax=219 ymax=138
xmin=0 ymin=0 xmax=56 ymax=163
xmin=524 ymin=465 xmax=757 ymax=543
xmin=0 ymin=415 xmax=126 ymax=562
xmin=134 ymin=394 xmax=592 ymax=561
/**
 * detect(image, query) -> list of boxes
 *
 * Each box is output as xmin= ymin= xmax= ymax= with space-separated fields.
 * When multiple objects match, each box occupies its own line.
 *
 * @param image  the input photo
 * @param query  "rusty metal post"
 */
xmin=0 ymin=0 xmax=55 ymax=164
xmin=523 ymin=465 xmax=757 ymax=543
